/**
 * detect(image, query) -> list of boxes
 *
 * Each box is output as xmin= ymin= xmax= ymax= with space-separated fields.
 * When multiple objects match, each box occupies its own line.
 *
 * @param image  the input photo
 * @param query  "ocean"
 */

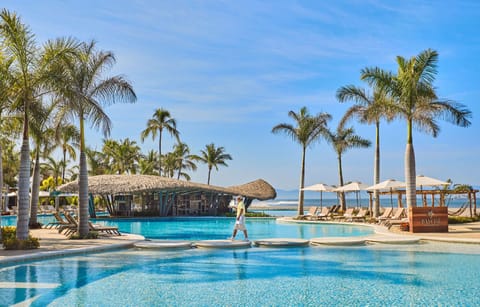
xmin=251 ymin=196 xmax=472 ymax=210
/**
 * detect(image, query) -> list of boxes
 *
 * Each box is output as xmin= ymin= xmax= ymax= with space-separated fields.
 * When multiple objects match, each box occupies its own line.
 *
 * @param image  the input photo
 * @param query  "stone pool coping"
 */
xmin=2 ymin=219 xmax=480 ymax=265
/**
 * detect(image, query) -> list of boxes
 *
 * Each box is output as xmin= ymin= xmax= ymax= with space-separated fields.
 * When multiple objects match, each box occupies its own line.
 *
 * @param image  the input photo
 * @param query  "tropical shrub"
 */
xmin=1 ymin=226 xmax=40 ymax=250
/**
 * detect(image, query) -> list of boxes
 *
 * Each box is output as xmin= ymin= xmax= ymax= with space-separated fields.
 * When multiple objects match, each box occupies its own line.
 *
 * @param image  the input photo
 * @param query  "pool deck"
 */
xmin=1 ymin=220 xmax=480 ymax=265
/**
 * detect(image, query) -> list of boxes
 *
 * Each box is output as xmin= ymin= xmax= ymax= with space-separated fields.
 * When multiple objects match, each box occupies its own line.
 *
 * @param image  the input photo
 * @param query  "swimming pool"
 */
xmin=1 ymin=242 xmax=479 ymax=306
xmin=96 ymin=217 xmax=374 ymax=240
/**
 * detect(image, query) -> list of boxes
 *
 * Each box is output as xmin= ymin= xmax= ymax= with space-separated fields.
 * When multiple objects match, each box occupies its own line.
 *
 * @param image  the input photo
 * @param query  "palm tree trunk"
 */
xmin=207 ymin=167 xmax=211 ymax=185
xmin=338 ymin=154 xmax=346 ymax=211
xmin=373 ymin=121 xmax=380 ymax=217
xmin=405 ymin=119 xmax=416 ymax=208
xmin=158 ymin=130 xmax=162 ymax=176
xmin=78 ymin=150 xmax=89 ymax=236
xmin=62 ymin=148 xmax=67 ymax=182
xmin=78 ymin=118 xmax=89 ymax=237
xmin=29 ymin=149 xmax=41 ymax=226
xmin=297 ymin=146 xmax=306 ymax=216
xmin=0 ymin=142 xmax=3 ymax=240
xmin=17 ymin=138 xmax=31 ymax=240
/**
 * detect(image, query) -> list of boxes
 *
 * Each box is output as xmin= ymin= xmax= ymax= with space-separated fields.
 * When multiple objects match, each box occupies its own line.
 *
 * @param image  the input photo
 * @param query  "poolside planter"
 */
xmin=408 ymin=206 xmax=448 ymax=233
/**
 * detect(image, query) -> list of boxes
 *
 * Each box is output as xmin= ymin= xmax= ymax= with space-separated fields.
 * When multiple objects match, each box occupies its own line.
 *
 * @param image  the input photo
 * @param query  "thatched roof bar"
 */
xmin=57 ymin=175 xmax=276 ymax=201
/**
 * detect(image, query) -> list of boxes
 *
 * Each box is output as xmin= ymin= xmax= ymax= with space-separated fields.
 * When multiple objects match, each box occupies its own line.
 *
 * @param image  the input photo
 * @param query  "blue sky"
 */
xmin=3 ymin=1 xmax=480 ymax=190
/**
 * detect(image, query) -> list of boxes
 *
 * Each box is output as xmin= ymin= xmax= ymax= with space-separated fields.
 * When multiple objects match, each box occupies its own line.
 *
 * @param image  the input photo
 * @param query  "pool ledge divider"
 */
xmin=0 ymin=238 xmax=145 ymax=266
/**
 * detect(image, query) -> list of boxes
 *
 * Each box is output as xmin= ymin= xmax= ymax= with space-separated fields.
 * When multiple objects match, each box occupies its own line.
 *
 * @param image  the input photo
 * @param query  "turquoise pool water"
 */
xmin=1 ymin=242 xmax=479 ymax=306
xmin=1 ymin=215 xmax=374 ymax=240
xmin=96 ymin=217 xmax=374 ymax=240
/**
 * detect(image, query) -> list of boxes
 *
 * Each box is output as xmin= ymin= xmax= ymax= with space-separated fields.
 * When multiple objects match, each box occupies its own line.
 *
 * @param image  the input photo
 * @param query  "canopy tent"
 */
xmin=334 ymin=181 xmax=369 ymax=208
xmin=302 ymin=183 xmax=334 ymax=209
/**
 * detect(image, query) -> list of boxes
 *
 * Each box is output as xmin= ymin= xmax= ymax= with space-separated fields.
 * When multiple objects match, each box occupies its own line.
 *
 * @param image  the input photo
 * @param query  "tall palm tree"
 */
xmin=194 ymin=143 xmax=232 ymax=185
xmin=324 ymin=122 xmax=371 ymax=211
xmin=0 ymin=9 xmax=78 ymax=240
xmin=85 ymin=147 xmax=108 ymax=176
xmin=29 ymin=102 xmax=56 ymax=226
xmin=41 ymin=156 xmax=65 ymax=185
xmin=102 ymin=138 xmax=141 ymax=174
xmin=138 ymin=150 xmax=159 ymax=175
xmin=173 ymin=142 xmax=197 ymax=180
xmin=56 ymin=123 xmax=79 ymax=182
xmin=0 ymin=50 xmax=14 ymax=219
xmin=140 ymin=108 xmax=180 ymax=175
xmin=336 ymin=85 xmax=394 ymax=217
xmin=361 ymin=49 xmax=471 ymax=208
xmin=272 ymin=107 xmax=331 ymax=216
xmin=56 ymin=40 xmax=136 ymax=237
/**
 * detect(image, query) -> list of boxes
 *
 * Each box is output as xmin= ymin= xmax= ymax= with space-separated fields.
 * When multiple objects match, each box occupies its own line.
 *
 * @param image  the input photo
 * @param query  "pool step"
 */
xmin=194 ymin=239 xmax=252 ymax=249
xmin=253 ymin=238 xmax=309 ymax=247
xmin=310 ymin=237 xmax=366 ymax=246
xmin=134 ymin=240 xmax=193 ymax=250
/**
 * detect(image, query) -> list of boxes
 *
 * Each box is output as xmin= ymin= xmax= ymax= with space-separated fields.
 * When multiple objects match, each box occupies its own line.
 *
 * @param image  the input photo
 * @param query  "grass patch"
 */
xmin=448 ymin=216 xmax=480 ymax=224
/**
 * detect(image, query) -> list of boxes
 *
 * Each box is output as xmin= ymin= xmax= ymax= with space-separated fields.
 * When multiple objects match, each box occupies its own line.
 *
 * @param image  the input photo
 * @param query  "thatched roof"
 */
xmin=57 ymin=174 xmax=276 ymax=200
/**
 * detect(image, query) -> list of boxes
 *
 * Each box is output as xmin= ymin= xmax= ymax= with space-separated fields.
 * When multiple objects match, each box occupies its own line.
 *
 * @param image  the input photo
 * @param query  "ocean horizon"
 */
xmin=252 ymin=196 xmax=471 ymax=209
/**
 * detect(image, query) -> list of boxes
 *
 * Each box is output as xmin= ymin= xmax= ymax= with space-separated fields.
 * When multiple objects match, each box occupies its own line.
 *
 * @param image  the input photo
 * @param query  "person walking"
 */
xmin=230 ymin=195 xmax=248 ymax=241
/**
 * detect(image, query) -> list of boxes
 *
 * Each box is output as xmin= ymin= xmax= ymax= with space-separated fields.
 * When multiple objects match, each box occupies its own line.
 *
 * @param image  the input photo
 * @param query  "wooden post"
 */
xmin=473 ymin=192 xmax=477 ymax=215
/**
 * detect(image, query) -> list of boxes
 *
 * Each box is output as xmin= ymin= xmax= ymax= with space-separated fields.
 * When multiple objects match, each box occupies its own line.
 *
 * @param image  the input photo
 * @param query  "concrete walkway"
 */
xmin=0 ymin=228 xmax=144 ymax=265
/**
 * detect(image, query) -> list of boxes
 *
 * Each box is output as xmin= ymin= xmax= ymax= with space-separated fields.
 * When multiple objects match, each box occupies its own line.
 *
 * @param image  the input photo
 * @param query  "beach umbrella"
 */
xmin=302 ymin=183 xmax=334 ymax=209
xmin=366 ymin=179 xmax=406 ymax=207
xmin=415 ymin=175 xmax=450 ymax=206
xmin=334 ymin=181 xmax=369 ymax=207
xmin=416 ymin=175 xmax=450 ymax=187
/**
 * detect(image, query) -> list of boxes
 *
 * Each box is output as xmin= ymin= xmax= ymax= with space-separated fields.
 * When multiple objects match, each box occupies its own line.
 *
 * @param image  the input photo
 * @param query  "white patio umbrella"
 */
xmin=302 ymin=183 xmax=334 ymax=209
xmin=415 ymin=175 xmax=450 ymax=206
xmin=334 ymin=181 xmax=369 ymax=207
xmin=366 ymin=179 xmax=406 ymax=208
xmin=416 ymin=175 xmax=450 ymax=187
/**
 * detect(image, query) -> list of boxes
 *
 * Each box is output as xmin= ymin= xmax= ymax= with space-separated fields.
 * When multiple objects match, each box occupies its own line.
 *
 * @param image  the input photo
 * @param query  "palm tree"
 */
xmin=56 ymin=123 xmax=79 ymax=182
xmin=361 ymin=49 xmax=472 ymax=208
xmin=194 ymin=143 xmax=232 ymax=185
xmin=29 ymin=102 xmax=56 ymax=226
xmin=1 ymin=9 xmax=78 ymax=240
xmin=336 ymin=85 xmax=394 ymax=217
xmin=102 ymin=138 xmax=141 ymax=174
xmin=173 ymin=142 xmax=197 ymax=180
xmin=55 ymin=40 xmax=136 ymax=237
xmin=0 ymin=50 xmax=14 ymax=219
xmin=138 ymin=150 xmax=159 ymax=175
xmin=272 ymin=107 xmax=331 ymax=216
xmin=41 ymin=156 xmax=65 ymax=186
xmin=140 ymin=108 xmax=180 ymax=175
xmin=324 ymin=122 xmax=371 ymax=211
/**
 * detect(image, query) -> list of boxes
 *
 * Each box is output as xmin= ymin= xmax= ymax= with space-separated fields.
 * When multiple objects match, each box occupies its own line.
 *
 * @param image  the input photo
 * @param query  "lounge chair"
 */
xmin=45 ymin=212 xmax=70 ymax=229
xmin=376 ymin=207 xmax=393 ymax=224
xmin=88 ymin=222 xmax=121 ymax=236
xmin=315 ymin=206 xmax=331 ymax=220
xmin=300 ymin=206 xmax=318 ymax=219
xmin=350 ymin=208 xmax=368 ymax=222
xmin=335 ymin=208 xmax=355 ymax=221
xmin=384 ymin=208 xmax=407 ymax=228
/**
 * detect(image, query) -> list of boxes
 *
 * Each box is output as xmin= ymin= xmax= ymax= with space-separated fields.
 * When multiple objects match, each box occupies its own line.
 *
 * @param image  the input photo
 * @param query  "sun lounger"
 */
xmin=88 ymin=222 xmax=121 ymax=235
xmin=335 ymin=208 xmax=355 ymax=221
xmin=45 ymin=212 xmax=70 ymax=229
xmin=315 ymin=206 xmax=331 ymax=220
xmin=384 ymin=208 xmax=406 ymax=228
xmin=299 ymin=207 xmax=318 ymax=219
xmin=350 ymin=208 xmax=368 ymax=222
xmin=376 ymin=207 xmax=393 ymax=224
